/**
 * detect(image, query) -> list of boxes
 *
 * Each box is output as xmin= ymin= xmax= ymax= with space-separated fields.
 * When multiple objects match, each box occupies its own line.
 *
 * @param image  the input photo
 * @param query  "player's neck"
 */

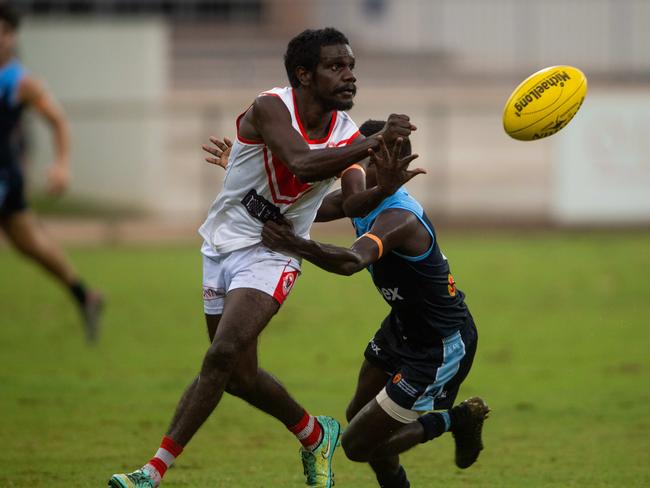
xmin=293 ymin=88 xmax=335 ymax=140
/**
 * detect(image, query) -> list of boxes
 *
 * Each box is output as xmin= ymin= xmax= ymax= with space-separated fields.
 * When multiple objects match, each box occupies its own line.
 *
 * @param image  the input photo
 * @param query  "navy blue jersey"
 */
xmin=353 ymin=187 xmax=469 ymax=343
xmin=0 ymin=59 xmax=26 ymax=168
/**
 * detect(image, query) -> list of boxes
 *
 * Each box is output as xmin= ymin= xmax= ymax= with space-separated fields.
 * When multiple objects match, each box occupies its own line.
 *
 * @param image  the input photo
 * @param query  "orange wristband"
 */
xmin=340 ymin=163 xmax=366 ymax=178
xmin=361 ymin=233 xmax=383 ymax=259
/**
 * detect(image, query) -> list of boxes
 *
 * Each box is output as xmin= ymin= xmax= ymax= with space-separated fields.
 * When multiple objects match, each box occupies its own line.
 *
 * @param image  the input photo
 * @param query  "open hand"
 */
xmin=370 ymin=136 xmax=425 ymax=196
xmin=202 ymin=136 xmax=232 ymax=169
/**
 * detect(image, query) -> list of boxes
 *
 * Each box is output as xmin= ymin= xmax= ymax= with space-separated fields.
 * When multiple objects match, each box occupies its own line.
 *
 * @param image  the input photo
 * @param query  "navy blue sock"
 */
xmin=376 ymin=465 xmax=410 ymax=488
xmin=417 ymin=410 xmax=451 ymax=442
xmin=69 ymin=281 xmax=88 ymax=306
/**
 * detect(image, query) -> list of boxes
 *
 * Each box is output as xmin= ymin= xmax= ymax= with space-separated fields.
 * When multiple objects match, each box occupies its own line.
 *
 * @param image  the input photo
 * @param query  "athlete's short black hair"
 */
xmin=359 ymin=119 xmax=412 ymax=157
xmin=0 ymin=3 xmax=20 ymax=30
xmin=284 ymin=28 xmax=350 ymax=88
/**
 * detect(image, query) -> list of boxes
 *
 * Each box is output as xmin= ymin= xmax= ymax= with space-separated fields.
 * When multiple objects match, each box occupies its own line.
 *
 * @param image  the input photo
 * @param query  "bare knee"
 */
xmin=225 ymin=369 xmax=258 ymax=398
xmin=341 ymin=431 xmax=371 ymax=462
xmin=201 ymin=339 xmax=242 ymax=379
xmin=345 ymin=402 xmax=360 ymax=423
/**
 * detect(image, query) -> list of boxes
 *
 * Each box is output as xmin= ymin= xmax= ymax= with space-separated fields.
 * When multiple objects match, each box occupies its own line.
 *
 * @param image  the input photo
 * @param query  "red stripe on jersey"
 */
xmin=263 ymin=147 xmax=312 ymax=205
xmin=292 ymin=88 xmax=337 ymax=144
xmin=235 ymin=91 xmax=280 ymax=144
xmin=236 ymin=108 xmax=263 ymax=144
xmin=334 ymin=130 xmax=361 ymax=146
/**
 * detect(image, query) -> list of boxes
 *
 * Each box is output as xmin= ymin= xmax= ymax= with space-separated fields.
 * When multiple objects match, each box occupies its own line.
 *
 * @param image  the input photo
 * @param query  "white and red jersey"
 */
xmin=199 ymin=87 xmax=360 ymax=254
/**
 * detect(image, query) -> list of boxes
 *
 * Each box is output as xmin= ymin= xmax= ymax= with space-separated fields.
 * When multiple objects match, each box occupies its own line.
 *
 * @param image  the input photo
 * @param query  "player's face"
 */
xmin=313 ymin=44 xmax=357 ymax=111
xmin=0 ymin=21 xmax=17 ymax=60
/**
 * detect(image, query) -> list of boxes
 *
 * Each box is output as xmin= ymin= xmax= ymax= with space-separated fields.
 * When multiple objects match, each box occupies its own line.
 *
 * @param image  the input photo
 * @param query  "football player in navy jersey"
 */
xmin=260 ymin=120 xmax=490 ymax=488
xmin=0 ymin=3 xmax=103 ymax=342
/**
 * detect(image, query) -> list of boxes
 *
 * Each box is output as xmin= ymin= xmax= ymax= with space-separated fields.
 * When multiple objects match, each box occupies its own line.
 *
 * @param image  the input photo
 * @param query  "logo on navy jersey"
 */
xmin=378 ymin=287 xmax=403 ymax=301
xmin=447 ymin=274 xmax=457 ymax=297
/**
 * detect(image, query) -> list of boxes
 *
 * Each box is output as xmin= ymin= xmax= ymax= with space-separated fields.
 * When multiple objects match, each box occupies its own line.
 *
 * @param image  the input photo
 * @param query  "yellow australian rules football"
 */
xmin=503 ymin=65 xmax=587 ymax=141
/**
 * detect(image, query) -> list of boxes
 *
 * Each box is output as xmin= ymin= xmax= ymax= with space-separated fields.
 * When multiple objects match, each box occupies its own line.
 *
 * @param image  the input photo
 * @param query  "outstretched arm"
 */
xmin=19 ymin=76 xmax=71 ymax=195
xmin=340 ymin=137 xmax=424 ymax=218
xmin=243 ymin=95 xmax=416 ymax=182
xmin=201 ymin=136 xmax=424 ymax=222
xmin=201 ymin=137 xmax=344 ymax=222
xmin=262 ymin=208 xmax=420 ymax=275
xmin=315 ymin=189 xmax=345 ymax=222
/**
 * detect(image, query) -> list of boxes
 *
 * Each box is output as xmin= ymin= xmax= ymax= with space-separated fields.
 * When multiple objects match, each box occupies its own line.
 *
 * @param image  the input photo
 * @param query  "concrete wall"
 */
xmin=307 ymin=0 xmax=650 ymax=74
xmin=15 ymin=16 xmax=650 ymax=225
xmin=20 ymin=18 xmax=171 ymax=214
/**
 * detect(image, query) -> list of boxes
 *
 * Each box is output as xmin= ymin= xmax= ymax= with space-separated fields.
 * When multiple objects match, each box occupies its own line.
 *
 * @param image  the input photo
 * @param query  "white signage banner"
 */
xmin=552 ymin=93 xmax=650 ymax=224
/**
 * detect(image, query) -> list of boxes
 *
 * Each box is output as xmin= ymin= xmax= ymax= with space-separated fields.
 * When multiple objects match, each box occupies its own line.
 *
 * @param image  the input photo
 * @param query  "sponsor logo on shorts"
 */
xmin=282 ymin=270 xmax=297 ymax=295
xmin=448 ymin=274 xmax=457 ymax=296
xmin=273 ymin=268 xmax=299 ymax=304
xmin=393 ymin=375 xmax=418 ymax=398
xmin=203 ymin=287 xmax=225 ymax=300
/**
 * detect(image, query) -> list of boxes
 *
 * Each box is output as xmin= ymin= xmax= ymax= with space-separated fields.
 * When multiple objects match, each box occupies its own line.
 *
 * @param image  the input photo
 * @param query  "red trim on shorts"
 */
xmin=272 ymin=265 xmax=299 ymax=305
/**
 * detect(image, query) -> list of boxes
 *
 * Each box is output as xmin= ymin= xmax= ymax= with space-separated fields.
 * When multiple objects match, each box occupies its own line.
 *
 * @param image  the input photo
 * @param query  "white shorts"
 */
xmin=201 ymin=242 xmax=301 ymax=315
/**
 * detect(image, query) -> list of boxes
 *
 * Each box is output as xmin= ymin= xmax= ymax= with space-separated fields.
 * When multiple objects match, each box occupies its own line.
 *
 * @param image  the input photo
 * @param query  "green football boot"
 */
xmin=300 ymin=416 xmax=342 ymax=488
xmin=108 ymin=468 xmax=157 ymax=488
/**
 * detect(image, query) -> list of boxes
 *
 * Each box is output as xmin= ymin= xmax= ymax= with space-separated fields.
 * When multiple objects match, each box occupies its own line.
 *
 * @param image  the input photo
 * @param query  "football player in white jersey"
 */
xmin=109 ymin=28 xmax=422 ymax=488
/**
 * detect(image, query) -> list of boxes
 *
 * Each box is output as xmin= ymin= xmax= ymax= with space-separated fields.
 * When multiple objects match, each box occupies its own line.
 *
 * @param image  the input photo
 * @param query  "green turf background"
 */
xmin=1 ymin=231 xmax=649 ymax=487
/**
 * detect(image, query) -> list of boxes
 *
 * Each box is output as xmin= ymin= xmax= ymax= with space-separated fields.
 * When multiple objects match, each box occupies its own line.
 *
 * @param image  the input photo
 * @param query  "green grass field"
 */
xmin=1 ymin=231 xmax=649 ymax=487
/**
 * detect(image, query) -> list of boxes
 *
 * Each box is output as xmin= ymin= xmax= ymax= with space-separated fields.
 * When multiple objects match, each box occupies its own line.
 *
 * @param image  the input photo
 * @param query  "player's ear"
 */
xmin=296 ymin=66 xmax=312 ymax=87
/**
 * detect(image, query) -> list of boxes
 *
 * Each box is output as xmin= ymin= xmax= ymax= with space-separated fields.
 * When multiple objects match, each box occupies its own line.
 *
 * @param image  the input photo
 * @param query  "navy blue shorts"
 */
xmin=364 ymin=314 xmax=478 ymax=412
xmin=0 ymin=165 xmax=28 ymax=216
